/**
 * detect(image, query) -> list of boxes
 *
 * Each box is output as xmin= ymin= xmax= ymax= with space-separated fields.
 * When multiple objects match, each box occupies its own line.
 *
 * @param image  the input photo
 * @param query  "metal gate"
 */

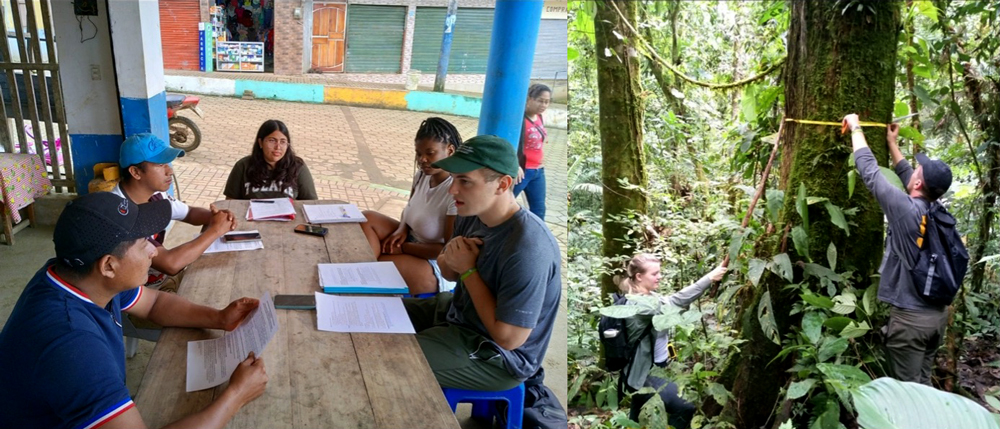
xmin=0 ymin=0 xmax=74 ymax=192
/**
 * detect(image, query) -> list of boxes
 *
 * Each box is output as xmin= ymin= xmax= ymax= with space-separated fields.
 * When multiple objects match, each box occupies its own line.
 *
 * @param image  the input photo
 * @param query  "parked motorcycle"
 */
xmin=167 ymin=93 xmax=203 ymax=151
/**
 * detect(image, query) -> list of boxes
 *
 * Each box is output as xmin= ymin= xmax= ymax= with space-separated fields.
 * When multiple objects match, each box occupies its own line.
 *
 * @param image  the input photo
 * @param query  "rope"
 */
xmin=784 ymin=118 xmax=887 ymax=128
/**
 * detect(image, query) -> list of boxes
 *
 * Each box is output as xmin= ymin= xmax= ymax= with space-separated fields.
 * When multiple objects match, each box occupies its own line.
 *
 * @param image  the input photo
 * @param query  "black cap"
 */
xmin=54 ymin=192 xmax=172 ymax=267
xmin=914 ymin=153 xmax=953 ymax=200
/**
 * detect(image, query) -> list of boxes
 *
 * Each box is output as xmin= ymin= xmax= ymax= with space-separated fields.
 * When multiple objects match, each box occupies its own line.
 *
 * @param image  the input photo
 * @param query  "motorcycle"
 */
xmin=167 ymin=93 xmax=204 ymax=151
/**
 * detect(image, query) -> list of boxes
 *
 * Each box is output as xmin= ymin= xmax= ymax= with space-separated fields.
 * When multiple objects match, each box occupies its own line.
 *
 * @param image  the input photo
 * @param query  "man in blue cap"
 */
xmin=402 ymin=135 xmax=561 ymax=392
xmin=845 ymin=113 xmax=954 ymax=384
xmin=0 ymin=192 xmax=268 ymax=428
xmin=114 ymin=133 xmax=236 ymax=291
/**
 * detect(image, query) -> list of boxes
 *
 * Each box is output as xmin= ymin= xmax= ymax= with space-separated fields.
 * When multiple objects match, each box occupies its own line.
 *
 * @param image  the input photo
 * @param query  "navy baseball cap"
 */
xmin=915 ymin=153 xmax=953 ymax=200
xmin=54 ymin=193 xmax=171 ymax=267
xmin=119 ymin=133 xmax=184 ymax=167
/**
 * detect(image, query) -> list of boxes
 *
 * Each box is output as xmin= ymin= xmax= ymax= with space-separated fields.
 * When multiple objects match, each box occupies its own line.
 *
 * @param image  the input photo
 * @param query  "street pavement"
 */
xmin=159 ymin=96 xmax=568 ymax=418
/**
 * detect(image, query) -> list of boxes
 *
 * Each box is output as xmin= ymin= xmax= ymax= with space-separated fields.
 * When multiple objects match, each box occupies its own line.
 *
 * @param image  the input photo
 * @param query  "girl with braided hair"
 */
xmin=360 ymin=117 xmax=463 ymax=294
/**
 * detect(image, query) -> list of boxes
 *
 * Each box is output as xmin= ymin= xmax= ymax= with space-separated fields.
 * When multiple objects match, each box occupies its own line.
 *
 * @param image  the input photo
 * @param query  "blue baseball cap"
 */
xmin=119 ymin=133 xmax=184 ymax=167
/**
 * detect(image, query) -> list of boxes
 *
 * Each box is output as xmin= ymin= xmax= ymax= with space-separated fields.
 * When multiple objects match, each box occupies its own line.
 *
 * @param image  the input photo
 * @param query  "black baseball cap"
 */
xmin=432 ymin=135 xmax=519 ymax=179
xmin=914 ymin=153 xmax=953 ymax=200
xmin=54 ymin=192 xmax=171 ymax=267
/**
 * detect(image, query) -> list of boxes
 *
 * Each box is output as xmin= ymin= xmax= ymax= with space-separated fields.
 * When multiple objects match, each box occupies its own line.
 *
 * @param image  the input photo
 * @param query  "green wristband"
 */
xmin=460 ymin=267 xmax=478 ymax=281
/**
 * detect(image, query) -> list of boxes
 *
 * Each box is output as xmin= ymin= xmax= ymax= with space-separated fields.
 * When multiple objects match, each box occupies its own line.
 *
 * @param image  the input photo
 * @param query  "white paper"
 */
xmin=201 ymin=230 xmax=265 ymax=254
xmin=318 ymin=262 xmax=408 ymax=292
xmin=186 ymin=292 xmax=279 ymax=392
xmin=314 ymin=293 xmax=415 ymax=334
xmin=302 ymin=204 xmax=366 ymax=223
xmin=246 ymin=198 xmax=295 ymax=221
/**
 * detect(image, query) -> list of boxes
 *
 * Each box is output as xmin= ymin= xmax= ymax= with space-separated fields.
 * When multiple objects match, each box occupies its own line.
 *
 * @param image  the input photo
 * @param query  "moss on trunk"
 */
xmin=594 ymin=1 xmax=649 ymax=299
xmin=717 ymin=2 xmax=902 ymax=427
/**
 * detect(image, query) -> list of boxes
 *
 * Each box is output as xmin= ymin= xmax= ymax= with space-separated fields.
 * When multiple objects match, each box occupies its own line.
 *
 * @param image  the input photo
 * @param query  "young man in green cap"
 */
xmin=402 ymin=134 xmax=562 ymax=391
xmin=115 ymin=133 xmax=237 ymax=290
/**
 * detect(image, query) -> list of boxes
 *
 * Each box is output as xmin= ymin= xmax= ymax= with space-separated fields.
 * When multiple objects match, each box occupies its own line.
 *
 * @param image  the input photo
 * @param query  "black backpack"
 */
xmin=911 ymin=202 xmax=969 ymax=306
xmin=495 ymin=368 xmax=568 ymax=429
xmin=598 ymin=293 xmax=651 ymax=372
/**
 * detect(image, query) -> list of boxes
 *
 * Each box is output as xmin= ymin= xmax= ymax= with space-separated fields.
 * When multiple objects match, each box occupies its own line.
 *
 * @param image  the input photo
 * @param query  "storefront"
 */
xmin=211 ymin=0 xmax=274 ymax=72
xmin=409 ymin=7 xmax=493 ymax=75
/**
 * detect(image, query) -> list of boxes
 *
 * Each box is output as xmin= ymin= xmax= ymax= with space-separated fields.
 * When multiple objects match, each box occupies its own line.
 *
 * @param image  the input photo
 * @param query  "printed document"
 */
xmin=201 ymin=230 xmax=265 ymax=254
xmin=318 ymin=261 xmax=409 ymax=294
xmin=186 ymin=292 xmax=279 ymax=392
xmin=302 ymin=203 xmax=365 ymax=223
xmin=315 ymin=293 xmax=415 ymax=334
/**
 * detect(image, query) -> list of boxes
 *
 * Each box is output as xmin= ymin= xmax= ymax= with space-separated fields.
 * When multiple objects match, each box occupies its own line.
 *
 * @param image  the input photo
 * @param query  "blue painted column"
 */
xmin=108 ymin=0 xmax=169 ymax=143
xmin=433 ymin=0 xmax=458 ymax=92
xmin=476 ymin=0 xmax=543 ymax=149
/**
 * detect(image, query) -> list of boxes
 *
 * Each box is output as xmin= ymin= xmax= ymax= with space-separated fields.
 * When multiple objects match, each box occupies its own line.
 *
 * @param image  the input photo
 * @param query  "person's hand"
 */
xmin=887 ymin=123 xmax=900 ymax=146
xmin=515 ymin=167 xmax=525 ymax=185
xmin=441 ymin=236 xmax=483 ymax=273
xmin=228 ymin=352 xmax=267 ymax=405
xmin=708 ymin=265 xmax=728 ymax=282
xmin=219 ymin=297 xmax=260 ymax=331
xmin=382 ymin=229 xmax=407 ymax=255
xmin=842 ymin=113 xmax=861 ymax=135
xmin=207 ymin=204 xmax=237 ymax=237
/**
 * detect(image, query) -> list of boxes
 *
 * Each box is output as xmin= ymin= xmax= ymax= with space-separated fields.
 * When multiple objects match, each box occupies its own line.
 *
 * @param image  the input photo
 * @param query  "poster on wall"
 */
xmin=216 ymin=41 xmax=264 ymax=72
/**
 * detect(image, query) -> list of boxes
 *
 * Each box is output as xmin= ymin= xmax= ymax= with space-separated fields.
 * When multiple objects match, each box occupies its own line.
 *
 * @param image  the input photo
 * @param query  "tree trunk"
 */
xmin=715 ymin=2 xmax=901 ymax=427
xmin=595 ymin=0 xmax=649 ymax=299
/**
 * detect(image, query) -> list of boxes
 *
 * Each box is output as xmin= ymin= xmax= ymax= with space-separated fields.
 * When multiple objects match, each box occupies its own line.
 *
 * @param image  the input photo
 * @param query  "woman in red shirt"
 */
xmin=514 ymin=83 xmax=551 ymax=220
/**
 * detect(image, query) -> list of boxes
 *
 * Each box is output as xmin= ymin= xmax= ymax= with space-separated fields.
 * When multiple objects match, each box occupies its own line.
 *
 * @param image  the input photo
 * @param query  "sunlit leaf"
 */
xmin=863 ymin=286 xmax=877 ymax=315
xmin=771 ymin=253 xmax=794 ymax=282
xmin=787 ymin=378 xmax=818 ymax=400
xmin=758 ymin=291 xmax=781 ymax=345
xmin=848 ymin=170 xmax=856 ymax=198
xmin=568 ymin=47 xmax=579 ymax=60
xmin=840 ymin=320 xmax=871 ymax=339
xmin=802 ymin=311 xmax=825 ymax=345
xmin=766 ymin=189 xmax=784 ymax=225
xmin=913 ymin=85 xmax=937 ymax=107
xmin=801 ymin=291 xmax=834 ymax=310
xmin=854 ymin=378 xmax=1000 ymax=429
xmin=914 ymin=0 xmax=938 ymax=23
xmin=832 ymin=293 xmax=857 ymax=315
xmin=827 ymin=242 xmax=838 ymax=272
xmin=894 ymin=101 xmax=909 ymax=118
xmin=748 ymin=258 xmax=767 ymax=287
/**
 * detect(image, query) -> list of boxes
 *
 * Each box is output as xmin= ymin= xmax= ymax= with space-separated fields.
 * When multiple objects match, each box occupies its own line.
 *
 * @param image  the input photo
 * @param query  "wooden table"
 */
xmin=134 ymin=200 xmax=460 ymax=429
xmin=0 ymin=153 xmax=50 ymax=245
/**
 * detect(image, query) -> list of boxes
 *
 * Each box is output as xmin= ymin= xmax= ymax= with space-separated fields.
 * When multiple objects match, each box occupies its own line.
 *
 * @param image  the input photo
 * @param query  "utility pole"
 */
xmin=433 ymin=0 xmax=457 ymax=92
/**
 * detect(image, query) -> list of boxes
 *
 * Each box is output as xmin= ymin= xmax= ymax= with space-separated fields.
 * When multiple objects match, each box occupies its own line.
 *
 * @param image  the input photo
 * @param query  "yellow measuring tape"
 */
xmin=785 ymin=118 xmax=888 ymax=128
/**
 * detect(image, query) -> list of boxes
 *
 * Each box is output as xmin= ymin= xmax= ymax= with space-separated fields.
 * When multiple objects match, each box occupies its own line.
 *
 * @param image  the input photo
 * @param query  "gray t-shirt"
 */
xmin=854 ymin=147 xmax=942 ymax=311
xmin=445 ymin=208 xmax=562 ymax=380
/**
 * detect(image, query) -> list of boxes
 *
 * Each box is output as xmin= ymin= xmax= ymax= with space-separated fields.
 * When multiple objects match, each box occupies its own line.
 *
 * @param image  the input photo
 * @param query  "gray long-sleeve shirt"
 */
xmin=854 ymin=147 xmax=943 ymax=311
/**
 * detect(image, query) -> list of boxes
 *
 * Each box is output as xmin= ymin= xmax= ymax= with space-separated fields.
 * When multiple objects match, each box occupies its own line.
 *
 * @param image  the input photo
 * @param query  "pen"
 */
xmin=251 ymin=200 xmax=274 ymax=204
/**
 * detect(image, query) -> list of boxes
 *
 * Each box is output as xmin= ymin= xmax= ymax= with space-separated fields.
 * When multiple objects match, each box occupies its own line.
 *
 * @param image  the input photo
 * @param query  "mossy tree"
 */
xmin=594 ymin=0 xmax=649 ymax=299
xmin=715 ymin=1 xmax=902 ymax=427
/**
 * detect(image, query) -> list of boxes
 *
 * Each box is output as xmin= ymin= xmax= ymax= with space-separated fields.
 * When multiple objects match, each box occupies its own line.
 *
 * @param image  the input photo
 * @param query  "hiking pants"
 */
xmin=886 ymin=306 xmax=948 ymax=385
xmin=403 ymin=293 xmax=521 ymax=391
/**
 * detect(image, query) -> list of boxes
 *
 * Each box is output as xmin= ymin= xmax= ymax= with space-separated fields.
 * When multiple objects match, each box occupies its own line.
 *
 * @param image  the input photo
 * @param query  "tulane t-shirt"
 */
xmin=0 ymin=261 xmax=142 ymax=428
xmin=446 ymin=208 xmax=561 ymax=380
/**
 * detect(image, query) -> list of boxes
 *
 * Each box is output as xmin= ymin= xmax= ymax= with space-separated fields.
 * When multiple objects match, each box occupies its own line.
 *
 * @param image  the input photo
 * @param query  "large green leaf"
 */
xmin=880 ymin=167 xmax=906 ymax=192
xmin=801 ymin=291 xmax=834 ymax=310
xmin=823 ymin=316 xmax=853 ymax=332
xmin=758 ymin=291 xmax=781 ymax=345
xmin=771 ymin=253 xmax=794 ymax=282
xmin=600 ymin=305 xmax=641 ymax=319
xmin=748 ymin=258 xmax=767 ymax=286
xmin=825 ymin=202 xmax=850 ymax=236
xmin=787 ymin=378 xmax=818 ymax=400
xmin=817 ymin=363 xmax=871 ymax=384
xmin=848 ymin=170 xmax=857 ymax=198
xmin=827 ymin=242 xmax=838 ymax=272
xmin=913 ymin=1 xmax=938 ymax=23
xmin=840 ymin=320 xmax=871 ymax=339
xmin=792 ymin=226 xmax=810 ymax=260
xmin=766 ymin=189 xmax=784 ymax=225
xmin=913 ymin=85 xmax=937 ymax=107
xmin=796 ymin=183 xmax=809 ymax=231
xmin=831 ymin=293 xmax=857 ymax=315
xmin=854 ymin=377 xmax=1000 ymax=429
xmin=818 ymin=337 xmax=850 ymax=362
xmin=802 ymin=311 xmax=825 ymax=345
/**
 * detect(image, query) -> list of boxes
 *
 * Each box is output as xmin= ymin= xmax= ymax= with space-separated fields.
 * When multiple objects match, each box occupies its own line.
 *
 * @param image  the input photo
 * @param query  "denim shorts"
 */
xmin=407 ymin=233 xmax=456 ymax=293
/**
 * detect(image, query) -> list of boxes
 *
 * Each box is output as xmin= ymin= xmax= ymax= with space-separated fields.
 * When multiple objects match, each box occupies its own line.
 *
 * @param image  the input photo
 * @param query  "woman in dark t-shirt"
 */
xmin=224 ymin=119 xmax=318 ymax=200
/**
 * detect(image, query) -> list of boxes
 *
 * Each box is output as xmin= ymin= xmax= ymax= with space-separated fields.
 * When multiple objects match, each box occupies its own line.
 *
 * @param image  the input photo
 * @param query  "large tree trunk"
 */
xmin=716 ymin=2 xmax=901 ymax=427
xmin=594 ymin=1 xmax=649 ymax=299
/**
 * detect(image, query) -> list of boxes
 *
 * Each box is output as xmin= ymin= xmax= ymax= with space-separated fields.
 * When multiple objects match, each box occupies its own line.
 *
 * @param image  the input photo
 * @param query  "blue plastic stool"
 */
xmin=442 ymin=383 xmax=525 ymax=429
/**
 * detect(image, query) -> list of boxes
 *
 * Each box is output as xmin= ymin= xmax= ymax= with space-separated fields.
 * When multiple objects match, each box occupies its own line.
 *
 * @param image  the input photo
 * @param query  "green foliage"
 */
xmin=853 ymin=378 xmax=1000 ymax=429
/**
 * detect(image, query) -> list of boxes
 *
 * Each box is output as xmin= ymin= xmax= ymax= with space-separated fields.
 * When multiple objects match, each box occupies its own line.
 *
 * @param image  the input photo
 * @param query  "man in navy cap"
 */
xmin=115 ymin=133 xmax=236 ymax=291
xmin=0 ymin=192 xmax=268 ymax=428
xmin=845 ymin=113 xmax=954 ymax=384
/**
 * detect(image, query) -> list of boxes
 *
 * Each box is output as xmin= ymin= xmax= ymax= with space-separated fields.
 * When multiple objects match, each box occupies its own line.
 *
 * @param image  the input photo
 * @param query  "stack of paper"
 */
xmin=318 ymin=262 xmax=409 ymax=294
xmin=246 ymin=198 xmax=296 ymax=221
xmin=186 ymin=292 xmax=279 ymax=391
xmin=314 ymin=293 xmax=415 ymax=334
xmin=302 ymin=203 xmax=366 ymax=224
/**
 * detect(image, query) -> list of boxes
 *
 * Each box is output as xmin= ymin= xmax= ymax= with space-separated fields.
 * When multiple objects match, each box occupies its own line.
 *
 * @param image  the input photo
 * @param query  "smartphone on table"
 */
xmin=294 ymin=224 xmax=328 ymax=237
xmin=273 ymin=294 xmax=316 ymax=310
xmin=223 ymin=231 xmax=262 ymax=242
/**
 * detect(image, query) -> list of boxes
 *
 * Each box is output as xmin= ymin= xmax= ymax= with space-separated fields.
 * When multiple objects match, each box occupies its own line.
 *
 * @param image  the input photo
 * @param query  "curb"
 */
xmin=164 ymin=74 xmax=568 ymax=129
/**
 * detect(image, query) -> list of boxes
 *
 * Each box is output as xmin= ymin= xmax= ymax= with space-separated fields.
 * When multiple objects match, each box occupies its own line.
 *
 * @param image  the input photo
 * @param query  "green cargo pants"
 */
xmin=885 ymin=306 xmax=948 ymax=385
xmin=403 ymin=293 xmax=521 ymax=391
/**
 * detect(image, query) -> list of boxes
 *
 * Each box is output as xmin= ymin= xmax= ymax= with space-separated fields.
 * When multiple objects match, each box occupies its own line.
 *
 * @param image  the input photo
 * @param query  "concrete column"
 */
xmin=477 ymin=0 xmax=543 ymax=149
xmin=107 ymin=0 xmax=168 ymax=141
xmin=400 ymin=2 xmax=416 ymax=73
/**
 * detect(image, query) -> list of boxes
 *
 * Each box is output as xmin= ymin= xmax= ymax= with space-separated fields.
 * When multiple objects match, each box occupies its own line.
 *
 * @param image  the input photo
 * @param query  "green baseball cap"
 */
xmin=432 ymin=135 xmax=519 ymax=179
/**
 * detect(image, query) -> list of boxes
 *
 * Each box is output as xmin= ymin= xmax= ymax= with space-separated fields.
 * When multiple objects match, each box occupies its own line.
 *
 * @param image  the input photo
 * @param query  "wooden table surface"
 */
xmin=134 ymin=200 xmax=460 ymax=429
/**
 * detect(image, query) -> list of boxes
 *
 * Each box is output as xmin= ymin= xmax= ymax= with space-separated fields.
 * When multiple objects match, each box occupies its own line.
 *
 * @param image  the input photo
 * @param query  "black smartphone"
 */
xmin=223 ymin=232 xmax=262 ymax=242
xmin=294 ymin=224 xmax=328 ymax=237
xmin=273 ymin=294 xmax=316 ymax=310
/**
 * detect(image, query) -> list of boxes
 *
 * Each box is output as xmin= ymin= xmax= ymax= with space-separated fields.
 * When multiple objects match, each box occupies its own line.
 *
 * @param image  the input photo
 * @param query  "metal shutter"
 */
xmin=345 ymin=5 xmax=405 ymax=73
xmin=160 ymin=0 xmax=201 ymax=71
xmin=531 ymin=19 xmax=567 ymax=79
xmin=410 ymin=7 xmax=493 ymax=75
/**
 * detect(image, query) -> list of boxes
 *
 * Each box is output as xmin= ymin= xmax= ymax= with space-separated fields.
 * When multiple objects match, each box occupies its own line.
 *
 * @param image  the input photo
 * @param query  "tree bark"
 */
xmin=595 ymin=0 xmax=649 ymax=299
xmin=715 ymin=2 xmax=901 ymax=427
